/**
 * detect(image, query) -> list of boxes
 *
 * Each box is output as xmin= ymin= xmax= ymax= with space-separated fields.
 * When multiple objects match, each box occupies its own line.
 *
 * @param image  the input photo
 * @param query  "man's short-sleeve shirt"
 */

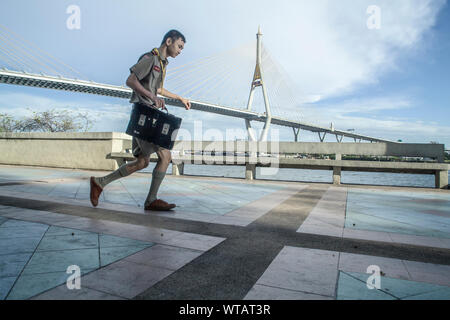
xmin=129 ymin=51 xmax=168 ymax=106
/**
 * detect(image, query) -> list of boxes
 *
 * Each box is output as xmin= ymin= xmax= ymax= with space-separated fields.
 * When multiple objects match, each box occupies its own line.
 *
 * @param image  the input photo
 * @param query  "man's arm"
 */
xmin=157 ymin=87 xmax=191 ymax=110
xmin=126 ymin=73 xmax=166 ymax=109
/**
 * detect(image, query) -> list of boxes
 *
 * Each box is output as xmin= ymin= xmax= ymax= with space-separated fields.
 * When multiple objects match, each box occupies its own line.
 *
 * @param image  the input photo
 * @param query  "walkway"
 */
xmin=0 ymin=164 xmax=449 ymax=300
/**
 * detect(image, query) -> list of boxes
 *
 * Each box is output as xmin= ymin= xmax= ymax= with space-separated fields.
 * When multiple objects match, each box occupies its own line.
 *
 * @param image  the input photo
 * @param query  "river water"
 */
xmin=143 ymin=164 xmax=450 ymax=189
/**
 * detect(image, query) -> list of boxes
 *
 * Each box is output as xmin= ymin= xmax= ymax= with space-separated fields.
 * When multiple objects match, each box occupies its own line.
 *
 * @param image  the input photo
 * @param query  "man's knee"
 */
xmin=158 ymin=150 xmax=172 ymax=165
xmin=137 ymin=156 xmax=150 ymax=169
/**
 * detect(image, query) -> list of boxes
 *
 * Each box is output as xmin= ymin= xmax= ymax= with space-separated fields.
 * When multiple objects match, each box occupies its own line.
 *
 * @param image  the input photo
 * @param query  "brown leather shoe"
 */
xmin=90 ymin=177 xmax=103 ymax=207
xmin=144 ymin=199 xmax=176 ymax=211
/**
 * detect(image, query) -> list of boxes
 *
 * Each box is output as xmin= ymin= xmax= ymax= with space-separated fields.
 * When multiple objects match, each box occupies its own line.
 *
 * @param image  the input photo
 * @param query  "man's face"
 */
xmin=166 ymin=37 xmax=185 ymax=58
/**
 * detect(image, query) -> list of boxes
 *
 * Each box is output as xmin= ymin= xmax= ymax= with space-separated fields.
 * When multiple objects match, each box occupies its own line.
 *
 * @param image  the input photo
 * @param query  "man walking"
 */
xmin=90 ymin=30 xmax=191 ymax=211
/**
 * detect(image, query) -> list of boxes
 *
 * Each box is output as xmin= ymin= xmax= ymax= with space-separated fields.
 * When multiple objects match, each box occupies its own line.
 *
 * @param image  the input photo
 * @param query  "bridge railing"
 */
xmin=129 ymin=140 xmax=448 ymax=188
xmin=166 ymin=141 xmax=445 ymax=162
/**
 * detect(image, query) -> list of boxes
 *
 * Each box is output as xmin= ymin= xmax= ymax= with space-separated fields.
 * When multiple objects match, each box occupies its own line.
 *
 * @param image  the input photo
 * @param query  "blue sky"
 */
xmin=0 ymin=0 xmax=449 ymax=147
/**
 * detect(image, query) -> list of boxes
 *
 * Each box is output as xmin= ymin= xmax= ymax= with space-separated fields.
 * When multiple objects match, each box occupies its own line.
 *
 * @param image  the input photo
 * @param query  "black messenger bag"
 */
xmin=126 ymin=103 xmax=182 ymax=150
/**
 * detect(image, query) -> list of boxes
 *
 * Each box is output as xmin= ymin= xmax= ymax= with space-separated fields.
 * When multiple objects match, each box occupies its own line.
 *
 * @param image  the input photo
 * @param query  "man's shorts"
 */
xmin=132 ymin=137 xmax=162 ymax=158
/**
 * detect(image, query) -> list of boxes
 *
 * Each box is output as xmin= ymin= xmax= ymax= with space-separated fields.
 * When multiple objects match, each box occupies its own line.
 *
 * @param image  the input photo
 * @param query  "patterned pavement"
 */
xmin=0 ymin=164 xmax=449 ymax=300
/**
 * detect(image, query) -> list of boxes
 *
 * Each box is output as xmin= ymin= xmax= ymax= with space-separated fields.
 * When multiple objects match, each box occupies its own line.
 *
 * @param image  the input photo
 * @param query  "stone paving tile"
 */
xmin=47 ymin=182 xmax=80 ymax=198
xmin=109 ymin=223 xmax=181 ymax=244
xmin=1 ymin=166 xmax=449 ymax=301
xmin=17 ymin=184 xmax=58 ymax=196
xmin=51 ymin=217 xmax=106 ymax=230
xmin=0 ymin=208 xmax=53 ymax=221
xmin=45 ymin=225 xmax=93 ymax=237
xmin=297 ymin=187 xmax=346 ymax=237
xmin=244 ymin=284 xmax=333 ymax=300
xmin=0 ymin=236 xmax=43 ymax=255
xmin=51 ymin=217 xmax=174 ymax=246
xmin=22 ymin=248 xmax=100 ymax=275
xmin=342 ymin=228 xmax=392 ymax=243
xmin=439 ymin=237 xmax=450 ymax=248
xmin=297 ymin=224 xmax=343 ymax=238
xmin=0 ymin=252 xmax=33 ymax=278
xmin=337 ymin=272 xmax=396 ymax=300
xmin=404 ymin=288 xmax=450 ymax=300
xmin=345 ymin=211 xmax=447 ymax=239
xmin=1 ymin=170 xmax=287 ymax=222
xmin=336 ymin=253 xmax=450 ymax=299
xmin=6 ymin=270 xmax=95 ymax=300
xmin=388 ymin=233 xmax=446 ymax=249
xmin=36 ymin=233 xmax=99 ymax=252
xmin=0 ymin=174 xmax=293 ymax=226
xmin=0 ymin=223 xmax=49 ymax=239
xmin=0 ymin=166 xmax=84 ymax=182
xmin=81 ymin=259 xmax=173 ymax=299
xmin=100 ymin=245 xmax=152 ymax=267
xmin=340 ymin=271 xmax=450 ymax=300
xmin=402 ymin=261 xmax=450 ymax=287
xmin=151 ymin=209 xmax=255 ymax=226
xmin=226 ymin=186 xmax=303 ymax=221
xmin=163 ymin=232 xmax=226 ymax=251
xmin=254 ymin=246 xmax=339 ymax=298
xmin=0 ymin=277 xmax=17 ymax=300
xmin=31 ymin=285 xmax=126 ymax=300
xmin=346 ymin=189 xmax=450 ymax=239
xmin=305 ymin=212 xmax=345 ymax=229
xmin=0 ymin=207 xmax=35 ymax=215
xmin=124 ymin=244 xmax=202 ymax=271
xmin=210 ymin=215 xmax=254 ymax=227
xmin=338 ymin=252 xmax=411 ymax=280
xmin=0 ymin=220 xmax=159 ymax=299
xmin=155 ymin=211 xmax=217 ymax=224
xmin=99 ymin=234 xmax=154 ymax=248
xmin=20 ymin=212 xmax=76 ymax=225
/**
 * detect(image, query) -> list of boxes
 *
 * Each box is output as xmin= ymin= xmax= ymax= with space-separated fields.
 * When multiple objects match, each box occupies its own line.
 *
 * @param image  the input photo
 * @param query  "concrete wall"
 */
xmin=0 ymin=133 xmax=445 ymax=172
xmin=0 ymin=132 xmax=132 ymax=171
xmin=172 ymin=141 xmax=445 ymax=162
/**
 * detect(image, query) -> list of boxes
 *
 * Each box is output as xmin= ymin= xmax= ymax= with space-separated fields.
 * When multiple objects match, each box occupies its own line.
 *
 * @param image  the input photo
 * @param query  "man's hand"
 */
xmin=126 ymin=73 xmax=167 ymax=110
xmin=180 ymin=97 xmax=191 ymax=110
xmin=150 ymin=95 xmax=166 ymax=110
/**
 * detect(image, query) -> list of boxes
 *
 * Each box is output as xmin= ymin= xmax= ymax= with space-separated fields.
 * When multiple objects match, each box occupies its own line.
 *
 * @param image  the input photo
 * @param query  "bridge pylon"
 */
xmin=245 ymin=26 xmax=272 ymax=142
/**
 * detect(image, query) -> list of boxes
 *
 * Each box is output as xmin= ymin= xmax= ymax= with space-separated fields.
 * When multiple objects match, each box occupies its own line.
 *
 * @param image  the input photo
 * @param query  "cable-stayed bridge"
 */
xmin=0 ymin=24 xmax=395 ymax=143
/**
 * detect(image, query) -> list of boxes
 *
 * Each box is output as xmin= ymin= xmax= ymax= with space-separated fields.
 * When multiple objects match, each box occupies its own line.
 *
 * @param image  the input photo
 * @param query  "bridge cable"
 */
xmin=0 ymin=44 xmax=37 ymax=73
xmin=0 ymin=23 xmax=86 ymax=79
xmin=0 ymin=31 xmax=61 ymax=76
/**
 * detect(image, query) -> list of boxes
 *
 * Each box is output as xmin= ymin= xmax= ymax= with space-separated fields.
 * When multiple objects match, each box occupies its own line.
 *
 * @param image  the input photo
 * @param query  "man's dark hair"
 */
xmin=161 ymin=29 xmax=186 ymax=46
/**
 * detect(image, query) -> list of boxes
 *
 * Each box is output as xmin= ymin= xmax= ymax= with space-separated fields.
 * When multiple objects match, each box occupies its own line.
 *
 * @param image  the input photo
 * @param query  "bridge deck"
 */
xmin=0 ymin=69 xmax=395 ymax=143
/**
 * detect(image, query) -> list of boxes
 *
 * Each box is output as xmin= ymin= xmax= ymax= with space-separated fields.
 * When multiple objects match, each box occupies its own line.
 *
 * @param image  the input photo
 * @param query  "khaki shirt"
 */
xmin=129 ymin=50 xmax=168 ymax=106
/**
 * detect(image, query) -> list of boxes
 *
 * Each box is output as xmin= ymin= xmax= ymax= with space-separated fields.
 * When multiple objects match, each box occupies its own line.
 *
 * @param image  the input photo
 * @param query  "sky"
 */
xmin=0 ymin=0 xmax=449 ymax=147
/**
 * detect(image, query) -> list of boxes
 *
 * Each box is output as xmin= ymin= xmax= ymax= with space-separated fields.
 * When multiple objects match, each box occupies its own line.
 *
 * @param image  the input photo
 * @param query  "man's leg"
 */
xmin=145 ymin=148 xmax=175 ymax=211
xmin=90 ymin=155 xmax=150 ymax=207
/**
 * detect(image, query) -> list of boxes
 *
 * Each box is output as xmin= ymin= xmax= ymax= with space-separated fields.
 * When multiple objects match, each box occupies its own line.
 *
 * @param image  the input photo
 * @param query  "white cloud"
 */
xmin=295 ymin=96 xmax=450 ymax=145
xmin=162 ymin=1 xmax=446 ymax=116
xmin=276 ymin=0 xmax=447 ymax=101
xmin=310 ymin=96 xmax=412 ymax=115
